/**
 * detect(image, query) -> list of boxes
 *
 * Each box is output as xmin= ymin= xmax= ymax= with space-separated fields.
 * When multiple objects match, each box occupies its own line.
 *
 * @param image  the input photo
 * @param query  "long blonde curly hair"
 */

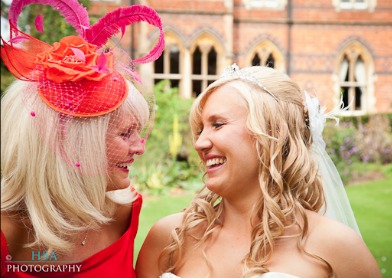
xmin=159 ymin=66 xmax=332 ymax=277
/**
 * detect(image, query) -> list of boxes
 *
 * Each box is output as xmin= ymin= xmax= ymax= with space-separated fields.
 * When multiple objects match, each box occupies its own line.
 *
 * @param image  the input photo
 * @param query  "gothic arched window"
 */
xmin=191 ymin=44 xmax=219 ymax=97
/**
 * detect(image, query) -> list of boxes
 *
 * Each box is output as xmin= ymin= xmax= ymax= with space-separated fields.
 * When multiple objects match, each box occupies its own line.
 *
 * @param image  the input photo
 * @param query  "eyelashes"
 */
xmin=120 ymin=129 xmax=133 ymax=138
xmin=212 ymin=122 xmax=225 ymax=128
xmin=120 ymin=123 xmax=144 ymax=139
xmin=196 ymin=121 xmax=226 ymax=135
xmin=120 ymin=127 xmax=139 ymax=138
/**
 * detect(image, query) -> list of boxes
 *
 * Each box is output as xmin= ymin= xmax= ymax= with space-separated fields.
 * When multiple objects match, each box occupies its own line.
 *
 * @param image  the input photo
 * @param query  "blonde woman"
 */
xmin=136 ymin=65 xmax=380 ymax=278
xmin=1 ymin=0 xmax=164 ymax=276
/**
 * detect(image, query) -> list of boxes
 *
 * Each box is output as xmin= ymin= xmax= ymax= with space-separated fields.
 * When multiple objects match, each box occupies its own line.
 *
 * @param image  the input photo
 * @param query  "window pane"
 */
xmin=154 ymin=79 xmax=163 ymax=85
xmin=251 ymin=53 xmax=261 ymax=66
xmin=340 ymin=57 xmax=349 ymax=82
xmin=265 ymin=53 xmax=275 ymax=68
xmin=354 ymin=56 xmax=366 ymax=82
xmin=192 ymin=47 xmax=202 ymax=75
xmin=341 ymin=87 xmax=349 ymax=108
xmin=250 ymin=0 xmax=279 ymax=8
xmin=207 ymin=47 xmax=217 ymax=75
xmin=170 ymin=45 xmax=180 ymax=74
xmin=154 ymin=54 xmax=164 ymax=74
xmin=355 ymin=87 xmax=362 ymax=109
xmin=344 ymin=63 xmax=350 ymax=82
xmin=265 ymin=0 xmax=278 ymax=8
xmin=170 ymin=79 xmax=180 ymax=88
xmin=192 ymin=80 xmax=202 ymax=97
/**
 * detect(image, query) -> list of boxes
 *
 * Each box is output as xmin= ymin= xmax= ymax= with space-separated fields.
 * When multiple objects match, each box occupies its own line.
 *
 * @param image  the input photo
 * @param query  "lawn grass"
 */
xmin=346 ymin=178 xmax=392 ymax=277
xmin=135 ymin=194 xmax=193 ymax=258
xmin=135 ymin=174 xmax=391 ymax=276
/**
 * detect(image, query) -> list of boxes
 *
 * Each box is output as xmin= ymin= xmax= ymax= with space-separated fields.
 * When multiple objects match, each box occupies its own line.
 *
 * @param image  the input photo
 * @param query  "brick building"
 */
xmin=90 ymin=0 xmax=392 ymax=114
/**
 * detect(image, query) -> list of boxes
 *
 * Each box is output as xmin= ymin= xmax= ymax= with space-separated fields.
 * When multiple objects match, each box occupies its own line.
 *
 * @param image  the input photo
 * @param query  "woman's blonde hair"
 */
xmin=1 ymin=79 xmax=149 ymax=254
xmin=159 ymin=66 xmax=331 ymax=276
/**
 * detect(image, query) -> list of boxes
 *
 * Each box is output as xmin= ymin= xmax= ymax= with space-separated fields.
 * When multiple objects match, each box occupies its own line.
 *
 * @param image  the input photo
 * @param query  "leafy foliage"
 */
xmin=19 ymin=0 xmax=91 ymax=44
xmin=324 ymin=114 xmax=392 ymax=183
xmin=355 ymin=115 xmax=392 ymax=164
xmin=132 ymin=81 xmax=202 ymax=194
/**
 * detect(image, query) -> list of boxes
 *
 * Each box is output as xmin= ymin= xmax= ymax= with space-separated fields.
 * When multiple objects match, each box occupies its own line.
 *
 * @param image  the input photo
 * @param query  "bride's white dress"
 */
xmin=160 ymin=272 xmax=299 ymax=278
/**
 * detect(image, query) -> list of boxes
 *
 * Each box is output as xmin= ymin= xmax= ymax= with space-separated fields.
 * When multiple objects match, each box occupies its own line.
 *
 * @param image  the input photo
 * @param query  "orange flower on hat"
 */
xmin=36 ymin=36 xmax=114 ymax=83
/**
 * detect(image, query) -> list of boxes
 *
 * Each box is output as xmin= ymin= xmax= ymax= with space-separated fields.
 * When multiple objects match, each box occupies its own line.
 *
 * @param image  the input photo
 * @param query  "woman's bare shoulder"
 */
xmin=136 ymin=212 xmax=185 ymax=278
xmin=306 ymin=210 xmax=359 ymax=241
xmin=151 ymin=212 xmax=185 ymax=234
xmin=305 ymin=210 xmax=365 ymax=253
xmin=139 ymin=212 xmax=185 ymax=253
xmin=305 ymin=210 xmax=381 ymax=277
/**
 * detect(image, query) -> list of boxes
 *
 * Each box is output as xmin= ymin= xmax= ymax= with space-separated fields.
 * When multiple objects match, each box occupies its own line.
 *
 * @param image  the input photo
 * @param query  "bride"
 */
xmin=136 ymin=66 xmax=380 ymax=278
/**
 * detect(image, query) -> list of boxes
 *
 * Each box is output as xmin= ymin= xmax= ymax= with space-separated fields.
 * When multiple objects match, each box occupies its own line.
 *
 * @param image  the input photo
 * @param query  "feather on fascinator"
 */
xmin=1 ymin=0 xmax=165 ymax=117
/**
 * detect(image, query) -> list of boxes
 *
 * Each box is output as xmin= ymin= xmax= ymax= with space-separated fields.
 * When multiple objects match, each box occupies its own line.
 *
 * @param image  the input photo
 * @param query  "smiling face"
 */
xmin=105 ymin=112 xmax=145 ymax=191
xmin=194 ymin=84 xmax=261 ymax=200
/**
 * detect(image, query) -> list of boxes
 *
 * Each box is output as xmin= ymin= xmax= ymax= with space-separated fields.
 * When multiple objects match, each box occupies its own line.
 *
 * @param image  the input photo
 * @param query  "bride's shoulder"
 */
xmin=305 ymin=210 xmax=361 ymax=245
xmin=304 ymin=210 xmax=380 ymax=277
xmin=152 ymin=212 xmax=185 ymax=233
xmin=136 ymin=213 xmax=186 ymax=277
xmin=140 ymin=212 xmax=185 ymax=249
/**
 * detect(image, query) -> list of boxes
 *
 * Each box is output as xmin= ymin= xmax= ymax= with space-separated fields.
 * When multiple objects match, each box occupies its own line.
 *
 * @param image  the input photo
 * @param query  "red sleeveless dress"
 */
xmin=1 ymin=193 xmax=142 ymax=278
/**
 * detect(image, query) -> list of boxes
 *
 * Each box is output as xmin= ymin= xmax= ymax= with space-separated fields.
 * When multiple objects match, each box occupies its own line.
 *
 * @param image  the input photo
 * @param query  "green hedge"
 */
xmin=340 ymin=113 xmax=392 ymax=129
xmin=324 ymin=114 xmax=392 ymax=183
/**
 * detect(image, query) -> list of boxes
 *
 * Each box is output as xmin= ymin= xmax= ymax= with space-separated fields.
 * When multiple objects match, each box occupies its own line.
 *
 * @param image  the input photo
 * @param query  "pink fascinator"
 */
xmin=1 ymin=0 xmax=164 ymax=117
xmin=1 ymin=0 xmax=164 ymax=177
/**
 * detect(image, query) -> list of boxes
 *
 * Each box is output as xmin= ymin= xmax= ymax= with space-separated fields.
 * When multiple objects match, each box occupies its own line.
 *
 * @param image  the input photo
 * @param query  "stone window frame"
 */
xmin=153 ymin=33 xmax=184 ymax=90
xmin=245 ymin=40 xmax=286 ymax=72
xmin=244 ymin=0 xmax=287 ymax=10
xmin=190 ymin=35 xmax=224 ymax=97
xmin=334 ymin=41 xmax=375 ymax=115
xmin=333 ymin=0 xmax=377 ymax=11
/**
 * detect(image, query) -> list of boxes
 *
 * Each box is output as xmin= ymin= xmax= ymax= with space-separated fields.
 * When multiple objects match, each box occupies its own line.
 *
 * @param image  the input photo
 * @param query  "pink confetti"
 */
xmin=30 ymin=111 xmax=36 ymax=117
xmin=140 ymin=138 xmax=146 ymax=144
xmin=35 ymin=14 xmax=44 ymax=33
xmin=75 ymin=162 xmax=81 ymax=167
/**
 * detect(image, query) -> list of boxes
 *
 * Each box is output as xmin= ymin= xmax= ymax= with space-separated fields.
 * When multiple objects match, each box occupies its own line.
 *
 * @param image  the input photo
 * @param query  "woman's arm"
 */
xmin=136 ymin=212 xmax=184 ymax=278
xmin=328 ymin=229 xmax=381 ymax=278
xmin=308 ymin=213 xmax=381 ymax=278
